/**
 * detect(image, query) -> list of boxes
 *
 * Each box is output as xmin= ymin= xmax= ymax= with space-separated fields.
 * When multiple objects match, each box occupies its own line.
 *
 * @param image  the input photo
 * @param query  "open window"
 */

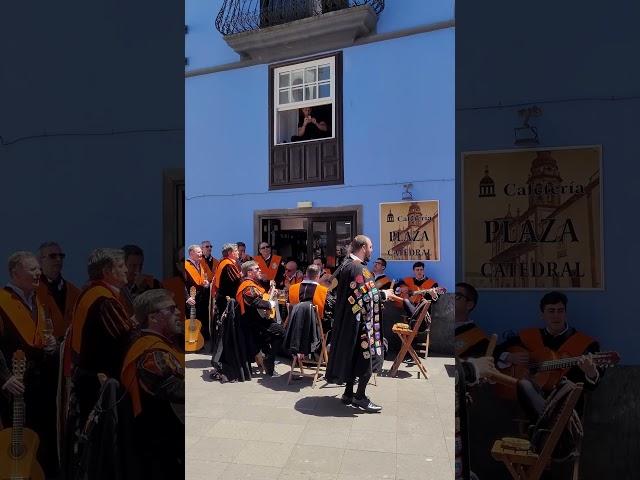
xmin=269 ymin=52 xmax=343 ymax=190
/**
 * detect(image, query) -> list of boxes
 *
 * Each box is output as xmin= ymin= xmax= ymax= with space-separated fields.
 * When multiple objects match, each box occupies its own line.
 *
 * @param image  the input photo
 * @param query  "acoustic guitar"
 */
xmin=496 ymin=347 xmax=619 ymax=399
xmin=184 ymin=286 xmax=204 ymax=352
xmin=0 ymin=350 xmax=45 ymax=480
xmin=259 ymin=280 xmax=280 ymax=321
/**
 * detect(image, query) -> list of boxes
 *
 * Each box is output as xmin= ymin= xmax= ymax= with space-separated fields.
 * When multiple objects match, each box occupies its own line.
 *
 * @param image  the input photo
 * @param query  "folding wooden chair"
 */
xmin=388 ymin=299 xmax=430 ymax=379
xmin=287 ymin=305 xmax=329 ymax=387
xmin=491 ymin=383 xmax=584 ymax=480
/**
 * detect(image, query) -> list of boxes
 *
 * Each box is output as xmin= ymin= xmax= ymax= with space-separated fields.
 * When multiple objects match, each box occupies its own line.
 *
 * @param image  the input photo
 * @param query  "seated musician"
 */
xmin=283 ymin=260 xmax=304 ymax=292
xmin=121 ymin=289 xmax=184 ymax=480
xmin=372 ymin=257 xmax=392 ymax=290
xmin=236 ymin=261 xmax=285 ymax=377
xmin=288 ymin=264 xmax=335 ymax=332
xmin=254 ymin=242 xmax=285 ymax=289
xmin=454 ymin=282 xmax=490 ymax=359
xmin=396 ymin=261 xmax=439 ymax=310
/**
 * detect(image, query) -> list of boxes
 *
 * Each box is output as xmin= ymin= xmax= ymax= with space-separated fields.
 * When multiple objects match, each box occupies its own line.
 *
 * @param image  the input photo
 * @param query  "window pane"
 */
xmin=279 ymin=88 xmax=290 ymax=104
xmin=292 ymin=87 xmax=303 ymax=102
xmin=318 ymin=82 xmax=330 ymax=98
xmin=304 ymin=85 xmax=317 ymax=100
xmin=279 ymin=72 xmax=290 ymax=88
xmin=305 ymin=67 xmax=317 ymax=83
xmin=318 ymin=64 xmax=330 ymax=81
xmin=291 ymin=70 xmax=303 ymax=86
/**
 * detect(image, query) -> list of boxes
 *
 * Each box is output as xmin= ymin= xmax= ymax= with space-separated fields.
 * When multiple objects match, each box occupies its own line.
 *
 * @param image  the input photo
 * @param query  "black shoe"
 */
xmin=341 ymin=394 xmax=353 ymax=405
xmin=352 ymin=396 xmax=382 ymax=413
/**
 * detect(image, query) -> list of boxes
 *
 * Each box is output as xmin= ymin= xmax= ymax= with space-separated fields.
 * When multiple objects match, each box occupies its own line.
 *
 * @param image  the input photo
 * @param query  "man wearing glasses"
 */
xmin=121 ymin=289 xmax=184 ymax=479
xmin=236 ymin=261 xmax=285 ymax=376
xmin=200 ymin=240 xmax=219 ymax=281
xmin=372 ymin=257 xmax=392 ymax=290
xmin=254 ymin=242 xmax=284 ymax=288
xmin=36 ymin=241 xmax=80 ymax=338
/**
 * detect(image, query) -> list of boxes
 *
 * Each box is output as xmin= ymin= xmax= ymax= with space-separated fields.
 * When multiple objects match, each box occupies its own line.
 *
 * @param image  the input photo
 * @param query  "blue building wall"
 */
xmin=186 ymin=3 xmax=455 ymax=288
xmin=456 ymin=2 xmax=640 ymax=364
xmin=0 ymin=1 xmax=183 ymax=286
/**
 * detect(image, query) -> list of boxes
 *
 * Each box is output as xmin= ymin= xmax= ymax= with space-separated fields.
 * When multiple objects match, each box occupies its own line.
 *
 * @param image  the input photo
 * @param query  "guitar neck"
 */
xmin=12 ymin=395 xmax=24 ymax=454
xmin=535 ymin=354 xmax=602 ymax=372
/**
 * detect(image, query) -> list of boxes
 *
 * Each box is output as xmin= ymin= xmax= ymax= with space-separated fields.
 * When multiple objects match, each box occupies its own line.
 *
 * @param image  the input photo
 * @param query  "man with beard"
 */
xmin=0 ymin=251 xmax=59 ymax=477
xmin=37 ymin=241 xmax=81 ymax=339
xmin=121 ymin=289 xmax=184 ymax=479
xmin=325 ymin=235 xmax=402 ymax=412
xmin=236 ymin=260 xmax=285 ymax=376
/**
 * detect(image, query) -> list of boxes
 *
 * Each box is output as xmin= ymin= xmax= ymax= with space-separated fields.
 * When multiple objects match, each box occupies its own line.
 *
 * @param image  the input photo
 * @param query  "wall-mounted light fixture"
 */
xmin=514 ymin=106 xmax=542 ymax=146
xmin=402 ymin=183 xmax=413 ymax=200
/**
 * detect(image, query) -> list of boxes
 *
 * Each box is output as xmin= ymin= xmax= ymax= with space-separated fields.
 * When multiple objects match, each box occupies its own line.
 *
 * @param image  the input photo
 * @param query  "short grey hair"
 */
xmin=37 ymin=241 xmax=61 ymax=257
xmin=187 ymin=244 xmax=200 ymax=254
xmin=134 ymin=289 xmax=175 ymax=327
xmin=222 ymin=243 xmax=237 ymax=257
xmin=241 ymin=260 xmax=258 ymax=276
xmin=8 ymin=251 xmax=37 ymax=276
xmin=87 ymin=248 xmax=124 ymax=281
xmin=306 ymin=264 xmax=321 ymax=280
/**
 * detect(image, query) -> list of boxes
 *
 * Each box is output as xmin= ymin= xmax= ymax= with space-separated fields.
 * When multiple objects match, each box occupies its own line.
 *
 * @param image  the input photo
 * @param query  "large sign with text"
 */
xmin=380 ymin=200 xmax=440 ymax=262
xmin=462 ymin=146 xmax=603 ymax=289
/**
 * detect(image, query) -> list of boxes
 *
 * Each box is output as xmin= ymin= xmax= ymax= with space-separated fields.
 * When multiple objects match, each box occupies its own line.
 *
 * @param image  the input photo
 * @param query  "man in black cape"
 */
xmin=324 ymin=235 xmax=402 ymax=412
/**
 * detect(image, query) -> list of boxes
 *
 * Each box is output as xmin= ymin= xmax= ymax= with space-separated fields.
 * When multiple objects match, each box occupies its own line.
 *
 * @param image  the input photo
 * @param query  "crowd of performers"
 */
xmin=0 ymin=243 xmax=185 ymax=479
xmin=186 ymin=236 xmax=442 ymax=413
xmin=454 ymin=284 xmax=607 ymax=480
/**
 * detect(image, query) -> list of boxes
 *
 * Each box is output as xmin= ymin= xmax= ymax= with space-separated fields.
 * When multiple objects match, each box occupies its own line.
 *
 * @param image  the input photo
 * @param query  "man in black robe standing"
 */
xmin=325 ymin=235 xmax=402 ymax=412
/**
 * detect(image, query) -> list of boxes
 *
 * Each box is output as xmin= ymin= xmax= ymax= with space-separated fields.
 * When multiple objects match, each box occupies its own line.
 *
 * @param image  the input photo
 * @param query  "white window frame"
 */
xmin=273 ymin=56 xmax=336 ymax=146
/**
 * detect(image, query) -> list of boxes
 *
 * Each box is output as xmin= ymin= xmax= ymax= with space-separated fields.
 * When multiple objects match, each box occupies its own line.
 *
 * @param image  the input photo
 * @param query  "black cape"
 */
xmin=325 ymin=258 xmax=385 ymax=383
xmin=211 ymin=299 xmax=253 ymax=382
xmin=283 ymin=301 xmax=321 ymax=355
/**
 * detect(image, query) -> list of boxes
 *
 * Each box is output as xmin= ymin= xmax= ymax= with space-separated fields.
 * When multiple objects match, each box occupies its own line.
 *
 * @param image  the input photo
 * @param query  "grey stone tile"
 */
xmin=396 ymin=432 xmax=449 ymax=458
xmin=395 ymin=454 xmax=453 ymax=480
xmin=346 ymin=429 xmax=397 ymax=453
xmin=254 ymin=422 xmax=306 ymax=444
xmin=284 ymin=444 xmax=345 ymax=474
xmin=352 ymin=414 xmax=398 ymax=433
xmin=278 ymin=469 xmax=338 ymax=480
xmin=186 ymin=459 xmax=230 ymax=479
xmin=339 ymin=449 xmax=397 ymax=477
xmin=297 ymin=424 xmax=352 ymax=449
xmin=186 ymin=416 xmax=224 ymax=437
xmin=205 ymin=419 xmax=263 ymax=440
xmin=221 ymin=463 xmax=282 ymax=479
xmin=187 ymin=437 xmax=246 ymax=463
xmin=234 ymin=440 xmax=296 ymax=468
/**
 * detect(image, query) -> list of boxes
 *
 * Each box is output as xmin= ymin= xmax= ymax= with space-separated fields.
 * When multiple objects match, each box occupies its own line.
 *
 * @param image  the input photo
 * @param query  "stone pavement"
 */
xmin=185 ymin=353 xmax=455 ymax=480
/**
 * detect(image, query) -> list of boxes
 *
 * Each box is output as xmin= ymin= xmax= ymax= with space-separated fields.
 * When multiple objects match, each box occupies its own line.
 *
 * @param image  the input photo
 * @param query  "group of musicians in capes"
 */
xmin=454 ymin=283 xmax=606 ymax=480
xmin=0 ymin=243 xmax=185 ymax=479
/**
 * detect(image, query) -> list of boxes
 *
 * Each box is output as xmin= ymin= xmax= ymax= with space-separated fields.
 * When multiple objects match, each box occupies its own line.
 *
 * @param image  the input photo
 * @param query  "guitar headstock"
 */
xmin=12 ymin=350 xmax=26 ymax=381
xmin=189 ymin=286 xmax=197 ymax=300
xmin=593 ymin=351 xmax=620 ymax=368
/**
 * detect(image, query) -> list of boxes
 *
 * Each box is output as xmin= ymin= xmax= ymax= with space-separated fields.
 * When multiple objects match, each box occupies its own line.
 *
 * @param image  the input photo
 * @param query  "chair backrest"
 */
xmin=409 ymin=299 xmax=431 ymax=334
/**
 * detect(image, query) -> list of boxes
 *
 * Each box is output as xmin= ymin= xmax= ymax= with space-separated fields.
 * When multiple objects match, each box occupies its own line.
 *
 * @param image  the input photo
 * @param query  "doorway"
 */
xmin=255 ymin=206 xmax=362 ymax=271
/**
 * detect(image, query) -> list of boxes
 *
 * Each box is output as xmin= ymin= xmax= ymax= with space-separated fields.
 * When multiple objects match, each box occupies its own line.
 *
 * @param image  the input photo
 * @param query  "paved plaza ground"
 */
xmin=186 ymin=352 xmax=455 ymax=480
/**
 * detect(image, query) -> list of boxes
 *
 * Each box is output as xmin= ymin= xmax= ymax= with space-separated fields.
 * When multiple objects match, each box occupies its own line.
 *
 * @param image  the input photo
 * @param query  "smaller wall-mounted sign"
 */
xmin=379 ymin=200 xmax=440 ymax=262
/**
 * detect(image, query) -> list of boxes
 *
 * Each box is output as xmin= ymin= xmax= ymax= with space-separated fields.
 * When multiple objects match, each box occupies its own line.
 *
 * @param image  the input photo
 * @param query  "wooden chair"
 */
xmin=287 ymin=305 xmax=329 ymax=388
xmin=388 ymin=299 xmax=431 ymax=379
xmin=491 ymin=383 xmax=584 ymax=480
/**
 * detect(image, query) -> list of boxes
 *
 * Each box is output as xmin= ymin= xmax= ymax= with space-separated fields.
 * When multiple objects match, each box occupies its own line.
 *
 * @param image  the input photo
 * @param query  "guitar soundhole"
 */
xmin=9 ymin=443 xmax=25 ymax=459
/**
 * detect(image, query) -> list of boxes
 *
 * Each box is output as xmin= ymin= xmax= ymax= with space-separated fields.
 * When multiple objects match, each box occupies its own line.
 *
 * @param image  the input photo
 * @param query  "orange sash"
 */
xmin=288 ymin=283 xmax=328 ymax=319
xmin=200 ymin=257 xmax=218 ymax=281
xmin=254 ymin=255 xmax=282 ymax=281
xmin=519 ymin=327 xmax=595 ymax=357
xmin=37 ymin=280 xmax=80 ymax=338
xmin=403 ymin=277 xmax=436 ymax=291
xmin=454 ymin=325 xmax=489 ymax=357
xmin=374 ymin=275 xmax=391 ymax=289
xmin=184 ymin=260 xmax=204 ymax=286
xmin=121 ymin=334 xmax=183 ymax=417
xmin=214 ymin=258 xmax=239 ymax=289
xmin=70 ymin=284 xmax=118 ymax=354
xmin=236 ymin=279 xmax=265 ymax=315
xmin=0 ymin=289 xmax=44 ymax=347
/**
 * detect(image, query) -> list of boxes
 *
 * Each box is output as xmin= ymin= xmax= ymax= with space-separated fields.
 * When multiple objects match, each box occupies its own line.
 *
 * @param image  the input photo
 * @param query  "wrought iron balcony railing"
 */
xmin=216 ymin=0 xmax=384 ymax=36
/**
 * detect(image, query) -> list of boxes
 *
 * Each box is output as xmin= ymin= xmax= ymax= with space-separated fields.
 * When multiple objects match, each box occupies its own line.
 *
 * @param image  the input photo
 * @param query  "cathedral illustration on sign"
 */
xmin=469 ymin=150 xmax=601 ymax=289
xmin=386 ymin=202 xmax=439 ymax=261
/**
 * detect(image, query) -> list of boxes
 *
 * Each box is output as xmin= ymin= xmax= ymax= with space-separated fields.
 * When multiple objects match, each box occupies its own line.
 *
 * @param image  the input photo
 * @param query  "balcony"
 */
xmin=216 ymin=0 xmax=384 ymax=62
